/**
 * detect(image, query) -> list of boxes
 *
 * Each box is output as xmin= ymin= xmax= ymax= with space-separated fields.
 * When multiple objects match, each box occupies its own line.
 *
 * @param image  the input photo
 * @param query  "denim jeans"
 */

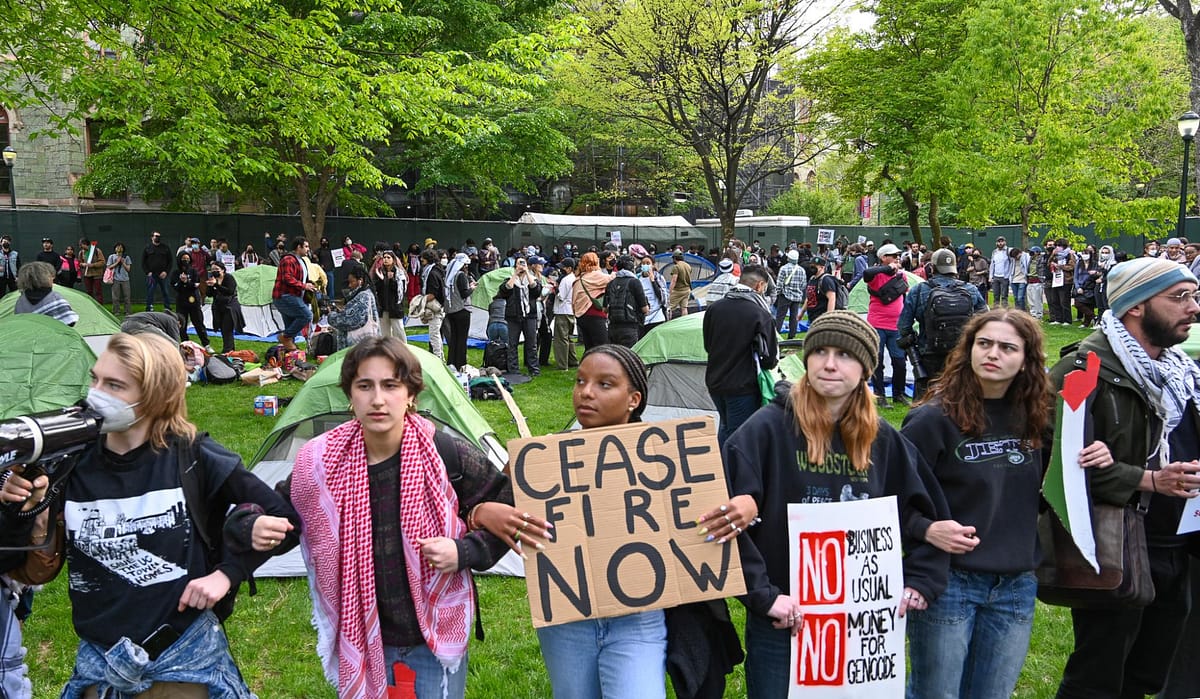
xmin=382 ymin=644 xmax=467 ymax=699
xmin=62 ymin=611 xmax=252 ymax=699
xmin=906 ymin=569 xmax=1036 ymax=699
xmin=145 ymin=273 xmax=171 ymax=311
xmin=0 ymin=584 xmax=30 ymax=699
xmin=710 ymin=392 xmax=761 ymax=448
xmin=744 ymin=612 xmax=791 ymax=699
xmin=774 ymin=299 xmax=803 ymax=338
xmin=536 ymin=610 xmax=666 ymax=699
xmin=1011 ymin=282 xmax=1027 ymax=311
xmin=872 ymin=328 xmax=907 ymax=400
xmin=272 ymin=293 xmax=312 ymax=338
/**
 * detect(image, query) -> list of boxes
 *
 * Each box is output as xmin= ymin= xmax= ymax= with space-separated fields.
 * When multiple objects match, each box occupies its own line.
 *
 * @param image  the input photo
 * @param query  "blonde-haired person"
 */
xmin=0 ymin=331 xmax=299 ymax=698
xmin=722 ymin=310 xmax=949 ymax=698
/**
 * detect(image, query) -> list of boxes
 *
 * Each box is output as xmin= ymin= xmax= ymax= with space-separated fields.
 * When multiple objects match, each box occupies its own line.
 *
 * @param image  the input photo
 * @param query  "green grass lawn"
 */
xmin=21 ymin=322 xmax=1094 ymax=698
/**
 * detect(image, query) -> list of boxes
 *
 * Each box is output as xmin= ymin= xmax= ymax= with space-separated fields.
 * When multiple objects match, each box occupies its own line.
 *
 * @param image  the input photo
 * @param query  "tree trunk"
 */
xmin=928 ymin=193 xmax=942 ymax=245
xmin=897 ymin=186 xmax=921 ymax=243
xmin=1020 ymin=205 xmax=1032 ymax=249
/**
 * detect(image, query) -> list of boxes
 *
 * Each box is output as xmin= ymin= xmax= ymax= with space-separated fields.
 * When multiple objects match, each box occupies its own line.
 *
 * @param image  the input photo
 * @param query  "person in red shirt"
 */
xmin=272 ymin=237 xmax=315 ymax=351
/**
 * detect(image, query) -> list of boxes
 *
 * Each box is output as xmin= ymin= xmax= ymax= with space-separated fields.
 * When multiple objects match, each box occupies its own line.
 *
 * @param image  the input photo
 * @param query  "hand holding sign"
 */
xmin=473 ymin=503 xmax=553 ymax=558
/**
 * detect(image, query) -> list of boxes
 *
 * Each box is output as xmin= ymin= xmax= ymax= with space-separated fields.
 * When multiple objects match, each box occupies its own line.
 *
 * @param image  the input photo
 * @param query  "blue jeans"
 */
xmin=145 ymin=273 xmax=171 ymax=311
xmin=744 ymin=612 xmax=791 ymax=699
xmin=1 ymin=585 xmax=30 ymax=699
xmin=272 ymin=293 xmax=312 ymax=338
xmin=536 ymin=610 xmax=666 ymax=699
xmin=383 ymin=644 xmax=467 ymax=699
xmin=62 ymin=610 xmax=251 ymax=699
xmin=872 ymin=328 xmax=907 ymax=399
xmin=711 ymin=392 xmax=762 ymax=447
xmin=906 ymin=568 xmax=1036 ymax=699
xmin=1011 ymin=282 xmax=1027 ymax=311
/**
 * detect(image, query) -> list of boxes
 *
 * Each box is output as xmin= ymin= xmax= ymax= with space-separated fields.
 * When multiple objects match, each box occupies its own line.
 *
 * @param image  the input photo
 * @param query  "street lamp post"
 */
xmin=1 ymin=146 xmax=14 ymax=209
xmin=1176 ymin=111 xmax=1200 ymax=240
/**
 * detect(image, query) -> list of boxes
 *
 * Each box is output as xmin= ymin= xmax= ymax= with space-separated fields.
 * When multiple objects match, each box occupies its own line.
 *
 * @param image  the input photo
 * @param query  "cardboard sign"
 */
xmin=788 ymin=497 xmax=905 ymax=698
xmin=817 ymin=229 xmax=835 ymax=245
xmin=510 ymin=417 xmax=745 ymax=628
xmin=331 ymin=248 xmax=346 ymax=268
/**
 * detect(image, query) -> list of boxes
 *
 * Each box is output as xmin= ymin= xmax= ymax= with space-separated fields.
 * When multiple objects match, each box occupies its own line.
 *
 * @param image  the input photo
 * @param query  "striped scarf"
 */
xmin=292 ymin=416 xmax=473 ymax=699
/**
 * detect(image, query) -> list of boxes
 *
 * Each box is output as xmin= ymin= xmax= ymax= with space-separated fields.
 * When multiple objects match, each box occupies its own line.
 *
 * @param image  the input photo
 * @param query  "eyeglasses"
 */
xmin=1156 ymin=289 xmax=1200 ymax=304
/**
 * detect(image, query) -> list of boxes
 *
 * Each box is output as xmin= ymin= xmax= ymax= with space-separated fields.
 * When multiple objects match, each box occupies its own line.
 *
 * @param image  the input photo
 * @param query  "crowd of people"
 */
xmin=2 ymin=226 xmax=1200 ymax=699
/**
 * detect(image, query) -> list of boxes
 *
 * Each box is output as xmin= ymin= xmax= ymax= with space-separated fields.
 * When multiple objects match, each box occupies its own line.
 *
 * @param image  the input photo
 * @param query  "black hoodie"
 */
xmin=723 ymin=385 xmax=949 ymax=617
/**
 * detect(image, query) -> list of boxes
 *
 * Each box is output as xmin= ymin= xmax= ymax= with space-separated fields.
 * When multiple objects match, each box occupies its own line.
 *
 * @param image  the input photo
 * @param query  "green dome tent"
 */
xmin=630 ymin=311 xmax=804 ymax=429
xmin=0 ymin=314 xmax=96 ymax=420
xmin=248 ymin=342 xmax=519 ymax=577
xmin=0 ymin=285 xmax=121 ymax=357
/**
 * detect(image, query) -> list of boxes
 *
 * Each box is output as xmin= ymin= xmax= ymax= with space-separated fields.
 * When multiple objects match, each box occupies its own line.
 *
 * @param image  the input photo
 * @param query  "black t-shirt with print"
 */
xmin=65 ymin=440 xmax=233 ymax=647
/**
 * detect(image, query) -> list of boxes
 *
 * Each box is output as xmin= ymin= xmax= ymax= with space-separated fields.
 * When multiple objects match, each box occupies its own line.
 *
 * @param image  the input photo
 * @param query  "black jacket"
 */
xmin=723 ymin=387 xmax=949 ymax=617
xmin=497 ymin=277 xmax=543 ymax=320
xmin=702 ymin=288 xmax=778 ymax=396
xmin=142 ymin=241 xmax=174 ymax=275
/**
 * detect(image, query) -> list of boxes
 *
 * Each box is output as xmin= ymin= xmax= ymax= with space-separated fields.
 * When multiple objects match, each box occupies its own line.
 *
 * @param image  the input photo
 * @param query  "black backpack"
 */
xmin=483 ymin=340 xmax=508 ymax=371
xmin=923 ymin=282 xmax=975 ymax=354
xmin=203 ymin=354 xmax=241 ymax=384
xmin=605 ymin=277 xmax=640 ymax=325
xmin=309 ymin=330 xmax=337 ymax=358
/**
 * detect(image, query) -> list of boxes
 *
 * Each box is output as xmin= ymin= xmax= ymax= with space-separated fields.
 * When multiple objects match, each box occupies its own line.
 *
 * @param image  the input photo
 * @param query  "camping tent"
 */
xmin=654 ymin=252 xmax=717 ymax=289
xmin=249 ymin=343 xmax=520 ymax=577
xmin=466 ymin=267 xmax=514 ymax=340
xmin=0 ymin=314 xmax=95 ymax=420
xmin=0 ymin=285 xmax=122 ymax=356
xmin=630 ymin=312 xmax=804 ymax=428
xmin=202 ymin=264 xmax=284 ymax=338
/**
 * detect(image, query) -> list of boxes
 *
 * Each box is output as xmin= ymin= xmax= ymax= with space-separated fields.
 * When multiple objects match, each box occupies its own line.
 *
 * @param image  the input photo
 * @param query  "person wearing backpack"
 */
xmin=0 ymin=332 xmax=300 ymax=698
xmin=898 ymin=249 xmax=988 ymax=400
xmin=604 ymin=255 xmax=649 ymax=348
xmin=804 ymin=257 xmax=847 ymax=325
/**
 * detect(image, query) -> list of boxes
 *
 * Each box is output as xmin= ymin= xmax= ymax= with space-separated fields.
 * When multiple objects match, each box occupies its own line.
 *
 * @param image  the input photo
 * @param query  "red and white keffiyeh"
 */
xmin=292 ymin=415 xmax=473 ymax=699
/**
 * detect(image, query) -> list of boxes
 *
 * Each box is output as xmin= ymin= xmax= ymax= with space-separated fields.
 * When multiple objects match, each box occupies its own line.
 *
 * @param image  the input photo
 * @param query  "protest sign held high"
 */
xmin=510 ymin=417 xmax=745 ymax=628
xmin=788 ymin=497 xmax=905 ymax=698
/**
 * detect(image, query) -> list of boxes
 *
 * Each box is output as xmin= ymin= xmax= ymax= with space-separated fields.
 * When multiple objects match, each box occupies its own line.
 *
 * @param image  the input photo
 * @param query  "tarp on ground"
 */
xmin=0 ymin=285 xmax=121 ymax=357
xmin=249 ymin=343 xmax=520 ymax=577
xmin=202 ymin=264 xmax=284 ymax=338
xmin=0 ymin=313 xmax=96 ymax=420
xmin=630 ymin=311 xmax=804 ymax=429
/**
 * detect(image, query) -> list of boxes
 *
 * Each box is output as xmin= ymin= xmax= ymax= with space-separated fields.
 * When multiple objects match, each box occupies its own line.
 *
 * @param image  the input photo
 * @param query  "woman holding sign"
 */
xmin=901 ymin=309 xmax=1110 ymax=699
xmin=722 ymin=310 xmax=949 ymax=699
xmin=472 ymin=344 xmax=754 ymax=699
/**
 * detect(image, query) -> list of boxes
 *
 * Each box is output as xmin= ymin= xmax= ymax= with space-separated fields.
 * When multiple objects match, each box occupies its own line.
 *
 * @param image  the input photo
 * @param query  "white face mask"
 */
xmin=87 ymin=388 xmax=142 ymax=434
xmin=439 ymin=258 xmax=448 ymax=266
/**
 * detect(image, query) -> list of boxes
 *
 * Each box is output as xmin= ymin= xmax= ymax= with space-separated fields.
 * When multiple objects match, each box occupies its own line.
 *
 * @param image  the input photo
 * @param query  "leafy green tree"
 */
xmin=766 ymin=185 xmax=858 ymax=224
xmin=800 ymin=0 xmax=974 ymax=244
xmin=0 ymin=0 xmax=578 ymax=239
xmin=924 ymin=0 xmax=1178 ymax=245
xmin=572 ymin=0 xmax=831 ymax=241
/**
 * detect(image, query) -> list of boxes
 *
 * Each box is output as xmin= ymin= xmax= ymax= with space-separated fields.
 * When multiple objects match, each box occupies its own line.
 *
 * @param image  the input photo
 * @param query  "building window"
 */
xmin=0 ymin=110 xmax=9 ymax=196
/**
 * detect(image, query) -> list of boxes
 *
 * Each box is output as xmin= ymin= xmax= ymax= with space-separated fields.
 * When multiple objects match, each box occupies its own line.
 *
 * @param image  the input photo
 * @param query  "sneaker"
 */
xmin=892 ymin=395 xmax=910 ymax=407
xmin=875 ymin=396 xmax=891 ymax=409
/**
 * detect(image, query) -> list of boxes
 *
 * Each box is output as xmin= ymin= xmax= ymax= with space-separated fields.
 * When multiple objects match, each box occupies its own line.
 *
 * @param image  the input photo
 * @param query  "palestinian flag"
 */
xmin=1043 ymin=350 xmax=1100 ymax=573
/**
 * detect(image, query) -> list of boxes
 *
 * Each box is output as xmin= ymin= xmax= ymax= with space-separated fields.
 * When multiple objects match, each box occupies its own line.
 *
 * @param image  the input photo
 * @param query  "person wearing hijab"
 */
xmin=443 ymin=252 xmax=476 ymax=369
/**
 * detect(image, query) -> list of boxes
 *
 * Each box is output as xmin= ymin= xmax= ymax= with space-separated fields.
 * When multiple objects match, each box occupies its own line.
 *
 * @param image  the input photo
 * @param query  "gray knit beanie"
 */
xmin=802 ymin=310 xmax=880 ymax=375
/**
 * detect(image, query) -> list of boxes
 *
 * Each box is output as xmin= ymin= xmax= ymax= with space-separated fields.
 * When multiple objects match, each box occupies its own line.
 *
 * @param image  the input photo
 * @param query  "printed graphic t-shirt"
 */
xmin=65 ymin=441 xmax=232 ymax=647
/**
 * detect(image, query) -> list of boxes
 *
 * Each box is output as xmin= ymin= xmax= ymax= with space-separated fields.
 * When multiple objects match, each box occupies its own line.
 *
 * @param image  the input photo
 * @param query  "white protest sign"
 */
xmin=331 ymin=248 xmax=346 ymax=268
xmin=817 ymin=229 xmax=835 ymax=245
xmin=857 ymin=235 xmax=868 ymax=245
xmin=610 ymin=231 xmax=623 ymax=247
xmin=788 ymin=497 xmax=905 ymax=698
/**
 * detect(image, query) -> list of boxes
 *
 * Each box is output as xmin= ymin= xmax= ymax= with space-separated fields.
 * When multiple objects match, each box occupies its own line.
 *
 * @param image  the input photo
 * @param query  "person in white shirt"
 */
xmin=639 ymin=253 xmax=669 ymax=337
xmin=989 ymin=237 xmax=1013 ymax=307
xmin=551 ymin=258 xmax=578 ymax=370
